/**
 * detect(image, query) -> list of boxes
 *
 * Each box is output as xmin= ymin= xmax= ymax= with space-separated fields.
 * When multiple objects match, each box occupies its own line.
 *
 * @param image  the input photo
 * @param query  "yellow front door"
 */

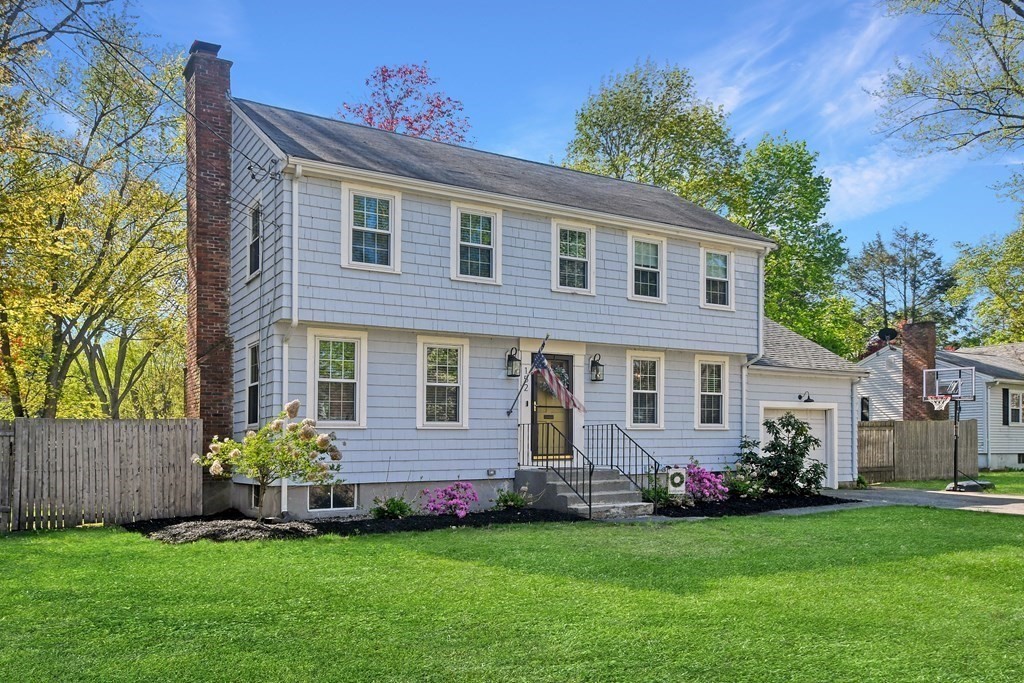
xmin=531 ymin=354 xmax=574 ymax=459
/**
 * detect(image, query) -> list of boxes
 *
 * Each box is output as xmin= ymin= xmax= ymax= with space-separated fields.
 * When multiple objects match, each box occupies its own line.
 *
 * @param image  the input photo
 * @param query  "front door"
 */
xmin=531 ymin=354 xmax=574 ymax=459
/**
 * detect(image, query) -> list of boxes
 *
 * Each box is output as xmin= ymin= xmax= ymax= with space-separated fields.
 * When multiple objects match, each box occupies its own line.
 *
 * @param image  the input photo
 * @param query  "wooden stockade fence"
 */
xmin=858 ymin=419 xmax=978 ymax=482
xmin=0 ymin=419 xmax=203 ymax=533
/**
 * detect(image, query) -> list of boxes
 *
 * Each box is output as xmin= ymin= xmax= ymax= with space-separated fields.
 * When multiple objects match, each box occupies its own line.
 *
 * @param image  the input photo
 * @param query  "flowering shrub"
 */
xmin=684 ymin=462 xmax=729 ymax=502
xmin=729 ymin=413 xmax=827 ymax=498
xmin=193 ymin=400 xmax=342 ymax=521
xmin=422 ymin=481 xmax=479 ymax=518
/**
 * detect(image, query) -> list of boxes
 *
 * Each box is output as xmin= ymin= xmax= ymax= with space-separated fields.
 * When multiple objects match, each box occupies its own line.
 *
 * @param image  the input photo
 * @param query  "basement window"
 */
xmin=308 ymin=483 xmax=357 ymax=510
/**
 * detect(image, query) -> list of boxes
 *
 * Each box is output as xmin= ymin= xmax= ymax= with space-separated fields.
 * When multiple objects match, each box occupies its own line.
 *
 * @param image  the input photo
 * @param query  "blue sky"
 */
xmin=138 ymin=0 xmax=1021 ymax=258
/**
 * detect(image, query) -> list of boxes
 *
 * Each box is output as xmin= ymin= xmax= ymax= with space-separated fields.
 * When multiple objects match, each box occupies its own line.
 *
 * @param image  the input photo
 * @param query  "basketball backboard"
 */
xmin=923 ymin=367 xmax=976 ymax=401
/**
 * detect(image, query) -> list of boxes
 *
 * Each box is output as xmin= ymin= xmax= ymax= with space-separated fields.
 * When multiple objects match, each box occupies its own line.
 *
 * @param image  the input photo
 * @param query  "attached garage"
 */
xmin=745 ymin=320 xmax=869 ymax=488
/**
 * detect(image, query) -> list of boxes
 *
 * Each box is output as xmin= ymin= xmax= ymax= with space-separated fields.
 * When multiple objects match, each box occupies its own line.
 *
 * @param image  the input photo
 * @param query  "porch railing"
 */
xmin=518 ymin=422 xmax=593 ymax=518
xmin=583 ymin=423 xmax=662 ymax=493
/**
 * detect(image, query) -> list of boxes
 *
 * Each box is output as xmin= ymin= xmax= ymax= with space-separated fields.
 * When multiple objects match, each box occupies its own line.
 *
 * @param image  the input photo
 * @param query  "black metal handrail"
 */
xmin=518 ymin=422 xmax=593 ymax=518
xmin=583 ymin=423 xmax=663 ymax=493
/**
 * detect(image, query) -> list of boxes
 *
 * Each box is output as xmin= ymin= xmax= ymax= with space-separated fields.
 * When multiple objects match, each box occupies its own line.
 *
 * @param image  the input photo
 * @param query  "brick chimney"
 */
xmin=902 ymin=322 xmax=946 ymax=420
xmin=184 ymin=41 xmax=233 ymax=449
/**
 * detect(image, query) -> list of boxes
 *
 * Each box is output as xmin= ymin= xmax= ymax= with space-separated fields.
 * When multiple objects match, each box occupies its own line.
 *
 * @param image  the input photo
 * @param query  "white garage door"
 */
xmin=762 ymin=408 xmax=829 ymax=480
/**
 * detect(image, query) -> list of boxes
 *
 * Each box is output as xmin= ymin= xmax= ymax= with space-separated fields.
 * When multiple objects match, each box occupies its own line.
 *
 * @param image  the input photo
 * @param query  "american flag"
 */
xmin=532 ymin=352 xmax=586 ymax=413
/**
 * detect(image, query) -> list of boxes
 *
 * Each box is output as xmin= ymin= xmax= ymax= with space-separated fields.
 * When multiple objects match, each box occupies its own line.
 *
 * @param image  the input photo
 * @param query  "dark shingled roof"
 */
xmin=233 ymin=98 xmax=774 ymax=245
xmin=753 ymin=319 xmax=865 ymax=375
xmin=938 ymin=344 xmax=1024 ymax=382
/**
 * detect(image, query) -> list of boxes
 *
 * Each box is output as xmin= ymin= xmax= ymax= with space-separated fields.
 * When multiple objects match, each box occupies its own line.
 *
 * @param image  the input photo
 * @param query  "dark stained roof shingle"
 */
xmin=233 ymin=98 xmax=775 ymax=245
xmin=753 ymin=319 xmax=864 ymax=375
xmin=938 ymin=344 xmax=1024 ymax=382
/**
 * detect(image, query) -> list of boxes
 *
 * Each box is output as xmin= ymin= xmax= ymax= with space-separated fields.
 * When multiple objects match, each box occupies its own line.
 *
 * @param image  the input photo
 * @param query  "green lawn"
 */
xmin=878 ymin=469 xmax=1024 ymax=495
xmin=2 ymin=508 xmax=1024 ymax=682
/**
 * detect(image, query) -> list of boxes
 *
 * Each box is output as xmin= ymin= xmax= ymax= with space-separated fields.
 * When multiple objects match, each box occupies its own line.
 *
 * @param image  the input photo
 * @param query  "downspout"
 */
xmin=984 ymin=381 xmax=991 ymax=468
xmin=741 ymin=248 xmax=768 ymax=437
xmin=851 ymin=376 xmax=863 ymax=484
xmin=281 ymin=162 xmax=302 ymax=516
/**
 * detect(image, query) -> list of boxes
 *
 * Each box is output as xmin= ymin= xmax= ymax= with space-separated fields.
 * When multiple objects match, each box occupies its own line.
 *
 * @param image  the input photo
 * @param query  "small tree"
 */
xmin=339 ymin=62 xmax=470 ymax=143
xmin=194 ymin=400 xmax=342 ymax=522
xmin=729 ymin=414 xmax=827 ymax=497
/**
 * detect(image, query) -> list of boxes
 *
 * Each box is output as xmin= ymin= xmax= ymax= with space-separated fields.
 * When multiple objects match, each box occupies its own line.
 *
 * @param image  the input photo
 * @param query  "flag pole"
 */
xmin=506 ymin=334 xmax=549 ymax=417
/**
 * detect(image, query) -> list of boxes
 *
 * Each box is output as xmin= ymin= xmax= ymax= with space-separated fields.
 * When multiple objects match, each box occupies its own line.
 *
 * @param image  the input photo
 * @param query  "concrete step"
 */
xmin=568 ymin=501 xmax=654 ymax=519
xmin=548 ymin=478 xmax=642 ymax=495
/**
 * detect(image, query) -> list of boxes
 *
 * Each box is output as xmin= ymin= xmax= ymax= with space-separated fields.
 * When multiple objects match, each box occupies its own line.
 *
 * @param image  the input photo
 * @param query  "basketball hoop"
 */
xmin=926 ymin=395 xmax=951 ymax=411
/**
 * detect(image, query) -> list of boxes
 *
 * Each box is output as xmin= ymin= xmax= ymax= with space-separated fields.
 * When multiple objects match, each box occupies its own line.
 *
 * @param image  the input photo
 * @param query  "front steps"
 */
xmin=514 ymin=468 xmax=653 ymax=519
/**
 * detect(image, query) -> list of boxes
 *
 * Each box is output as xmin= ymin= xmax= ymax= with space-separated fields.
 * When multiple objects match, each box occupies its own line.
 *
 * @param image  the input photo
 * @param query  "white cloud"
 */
xmin=822 ymin=146 xmax=962 ymax=221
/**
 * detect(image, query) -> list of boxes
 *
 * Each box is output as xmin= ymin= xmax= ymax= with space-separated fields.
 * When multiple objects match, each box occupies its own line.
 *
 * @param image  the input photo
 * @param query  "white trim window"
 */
xmin=695 ymin=356 xmax=729 ymax=429
xmin=248 ymin=204 xmax=261 ymax=278
xmin=1011 ymin=390 xmax=1023 ymax=425
xmin=246 ymin=341 xmax=259 ymax=426
xmin=551 ymin=221 xmax=596 ymax=295
xmin=308 ymin=329 xmax=368 ymax=428
xmin=417 ymin=336 xmax=469 ymax=428
xmin=451 ymin=204 xmax=502 ymax=284
xmin=342 ymin=185 xmax=402 ymax=273
xmin=701 ymin=247 xmax=733 ymax=310
xmin=627 ymin=350 xmax=665 ymax=429
xmin=308 ymin=483 xmax=357 ymax=510
xmin=628 ymin=233 xmax=667 ymax=303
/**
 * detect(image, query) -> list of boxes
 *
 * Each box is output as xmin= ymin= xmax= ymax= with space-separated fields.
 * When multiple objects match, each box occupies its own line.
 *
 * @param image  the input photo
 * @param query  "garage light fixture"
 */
xmin=797 ymin=392 xmax=814 ymax=403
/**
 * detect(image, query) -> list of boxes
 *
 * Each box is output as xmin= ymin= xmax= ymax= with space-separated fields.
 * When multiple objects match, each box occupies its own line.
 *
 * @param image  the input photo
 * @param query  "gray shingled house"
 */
xmin=184 ymin=42 xmax=867 ymax=519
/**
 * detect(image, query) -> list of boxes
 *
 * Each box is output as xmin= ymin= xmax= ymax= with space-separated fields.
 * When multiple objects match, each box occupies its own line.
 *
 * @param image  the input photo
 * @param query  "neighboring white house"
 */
xmin=858 ymin=343 xmax=1024 ymax=469
xmin=183 ymin=42 xmax=868 ymax=519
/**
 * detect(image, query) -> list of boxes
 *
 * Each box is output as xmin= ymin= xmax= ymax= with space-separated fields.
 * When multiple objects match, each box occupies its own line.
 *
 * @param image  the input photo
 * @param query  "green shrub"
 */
xmin=855 ymin=475 xmax=870 ymax=490
xmin=494 ymin=486 xmax=530 ymax=510
xmin=371 ymin=496 xmax=414 ymax=520
xmin=641 ymin=481 xmax=671 ymax=507
xmin=730 ymin=414 xmax=826 ymax=497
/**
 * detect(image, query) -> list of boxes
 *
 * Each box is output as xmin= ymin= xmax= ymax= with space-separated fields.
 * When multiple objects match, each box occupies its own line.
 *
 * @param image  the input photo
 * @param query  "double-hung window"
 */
xmin=701 ymin=248 xmax=732 ymax=309
xmin=246 ymin=342 xmax=259 ymax=426
xmin=1011 ymin=391 xmax=1023 ymax=425
xmin=451 ymin=205 xmax=502 ymax=283
xmin=248 ymin=205 xmax=261 ymax=278
xmin=627 ymin=350 xmax=664 ymax=429
xmin=628 ymin=234 xmax=667 ymax=303
xmin=552 ymin=222 xmax=595 ymax=295
xmin=417 ymin=337 xmax=469 ymax=428
xmin=696 ymin=356 xmax=728 ymax=428
xmin=344 ymin=187 xmax=401 ymax=272
xmin=309 ymin=330 xmax=367 ymax=427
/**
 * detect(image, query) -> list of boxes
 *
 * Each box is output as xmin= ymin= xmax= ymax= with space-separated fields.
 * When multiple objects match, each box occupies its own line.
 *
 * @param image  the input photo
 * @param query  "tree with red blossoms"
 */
xmin=339 ymin=62 xmax=470 ymax=143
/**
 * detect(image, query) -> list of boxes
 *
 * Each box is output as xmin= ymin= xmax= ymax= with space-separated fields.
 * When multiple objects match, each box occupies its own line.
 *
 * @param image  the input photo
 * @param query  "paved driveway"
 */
xmin=829 ymin=487 xmax=1024 ymax=516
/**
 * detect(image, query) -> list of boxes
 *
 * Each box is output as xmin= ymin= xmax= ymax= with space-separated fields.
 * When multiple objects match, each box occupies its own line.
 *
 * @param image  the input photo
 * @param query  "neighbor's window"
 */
xmin=860 ymin=397 xmax=870 ymax=422
xmin=248 ymin=205 xmax=261 ymax=277
xmin=317 ymin=339 xmax=358 ymax=423
xmin=457 ymin=209 xmax=496 ymax=280
xmin=553 ymin=223 xmax=594 ymax=293
xmin=246 ymin=342 xmax=259 ymax=426
xmin=628 ymin=352 xmax=663 ymax=428
xmin=348 ymin=189 xmax=400 ymax=270
xmin=308 ymin=483 xmax=356 ymax=510
xmin=703 ymin=249 xmax=731 ymax=308
xmin=698 ymin=359 xmax=726 ymax=427
xmin=1011 ymin=391 xmax=1023 ymax=425
xmin=630 ymin=235 xmax=665 ymax=301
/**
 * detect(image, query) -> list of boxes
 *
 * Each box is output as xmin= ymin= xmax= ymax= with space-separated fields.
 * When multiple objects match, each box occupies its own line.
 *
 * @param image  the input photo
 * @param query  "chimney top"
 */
xmin=189 ymin=40 xmax=221 ymax=56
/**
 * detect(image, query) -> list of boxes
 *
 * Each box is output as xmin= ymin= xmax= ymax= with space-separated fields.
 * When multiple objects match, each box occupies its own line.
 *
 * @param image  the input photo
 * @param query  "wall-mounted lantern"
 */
xmin=590 ymin=354 xmax=604 ymax=382
xmin=506 ymin=347 xmax=522 ymax=377
xmin=798 ymin=392 xmax=814 ymax=403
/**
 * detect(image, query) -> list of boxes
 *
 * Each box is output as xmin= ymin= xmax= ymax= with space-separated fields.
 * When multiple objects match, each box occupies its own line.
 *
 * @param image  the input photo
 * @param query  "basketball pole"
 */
xmin=952 ymin=399 xmax=960 ymax=490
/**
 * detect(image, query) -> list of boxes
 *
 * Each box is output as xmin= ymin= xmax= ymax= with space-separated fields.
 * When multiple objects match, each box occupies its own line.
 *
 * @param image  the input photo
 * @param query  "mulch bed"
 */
xmin=653 ymin=493 xmax=856 ymax=518
xmin=122 ymin=507 xmax=583 ymax=544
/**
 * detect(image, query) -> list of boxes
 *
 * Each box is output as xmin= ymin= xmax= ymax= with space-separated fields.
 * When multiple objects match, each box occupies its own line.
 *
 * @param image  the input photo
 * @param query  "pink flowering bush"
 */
xmin=685 ymin=463 xmax=729 ymax=502
xmin=421 ymin=481 xmax=479 ymax=518
xmin=193 ymin=400 xmax=342 ymax=521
